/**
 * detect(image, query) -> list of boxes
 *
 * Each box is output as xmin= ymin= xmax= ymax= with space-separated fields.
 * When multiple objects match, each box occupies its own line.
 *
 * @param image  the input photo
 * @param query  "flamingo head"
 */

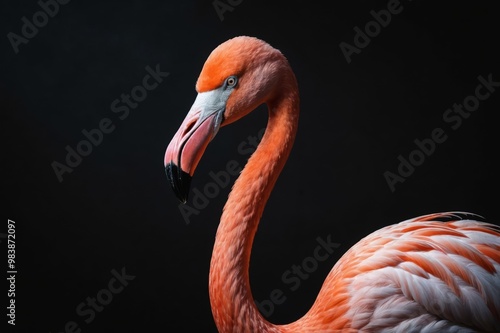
xmin=164 ymin=36 xmax=288 ymax=203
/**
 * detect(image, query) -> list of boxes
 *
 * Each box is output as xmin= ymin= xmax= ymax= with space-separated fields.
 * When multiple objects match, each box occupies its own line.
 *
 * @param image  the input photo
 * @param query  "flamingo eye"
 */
xmin=226 ymin=76 xmax=238 ymax=88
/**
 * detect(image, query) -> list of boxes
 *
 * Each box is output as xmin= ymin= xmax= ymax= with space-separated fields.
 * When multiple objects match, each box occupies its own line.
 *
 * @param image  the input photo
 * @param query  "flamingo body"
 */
xmin=294 ymin=213 xmax=500 ymax=332
xmin=164 ymin=36 xmax=500 ymax=332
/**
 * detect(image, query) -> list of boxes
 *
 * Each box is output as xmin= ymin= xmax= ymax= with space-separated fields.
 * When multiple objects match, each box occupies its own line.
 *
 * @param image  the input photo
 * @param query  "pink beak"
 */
xmin=164 ymin=90 xmax=226 ymax=203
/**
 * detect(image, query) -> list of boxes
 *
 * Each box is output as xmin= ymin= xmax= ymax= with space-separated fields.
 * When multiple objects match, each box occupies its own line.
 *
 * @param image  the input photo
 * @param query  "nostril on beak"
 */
xmin=182 ymin=119 xmax=197 ymax=137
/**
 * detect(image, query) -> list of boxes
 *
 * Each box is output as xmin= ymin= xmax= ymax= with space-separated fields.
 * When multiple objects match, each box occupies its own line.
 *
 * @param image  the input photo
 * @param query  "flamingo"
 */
xmin=164 ymin=36 xmax=500 ymax=332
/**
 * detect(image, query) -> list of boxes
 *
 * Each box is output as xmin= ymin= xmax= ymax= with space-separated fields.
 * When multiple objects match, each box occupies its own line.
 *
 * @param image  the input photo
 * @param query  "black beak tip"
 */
xmin=165 ymin=162 xmax=192 ymax=204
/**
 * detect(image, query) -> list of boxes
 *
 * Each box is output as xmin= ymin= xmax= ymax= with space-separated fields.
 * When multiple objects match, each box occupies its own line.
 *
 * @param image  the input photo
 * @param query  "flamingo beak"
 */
xmin=164 ymin=89 xmax=228 ymax=203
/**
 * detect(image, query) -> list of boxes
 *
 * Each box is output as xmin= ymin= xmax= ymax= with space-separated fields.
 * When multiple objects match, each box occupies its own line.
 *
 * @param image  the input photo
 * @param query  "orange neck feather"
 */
xmin=208 ymin=68 xmax=299 ymax=333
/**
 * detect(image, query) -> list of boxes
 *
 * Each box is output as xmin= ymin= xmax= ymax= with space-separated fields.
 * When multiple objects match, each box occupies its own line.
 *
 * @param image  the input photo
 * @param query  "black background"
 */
xmin=2 ymin=0 xmax=498 ymax=332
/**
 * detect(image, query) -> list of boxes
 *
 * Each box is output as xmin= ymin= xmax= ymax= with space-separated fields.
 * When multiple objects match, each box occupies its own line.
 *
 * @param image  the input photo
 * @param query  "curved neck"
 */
xmin=209 ymin=71 xmax=299 ymax=333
